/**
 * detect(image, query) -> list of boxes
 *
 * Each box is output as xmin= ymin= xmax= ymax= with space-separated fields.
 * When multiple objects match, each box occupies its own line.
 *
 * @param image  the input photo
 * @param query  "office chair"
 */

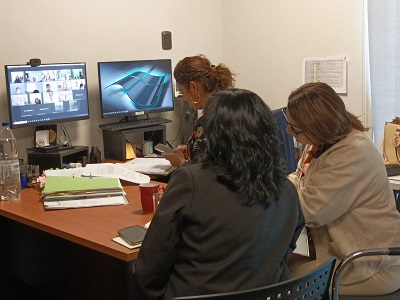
xmin=172 ymin=257 xmax=336 ymax=300
xmin=332 ymin=247 xmax=400 ymax=300
xmin=272 ymin=108 xmax=297 ymax=175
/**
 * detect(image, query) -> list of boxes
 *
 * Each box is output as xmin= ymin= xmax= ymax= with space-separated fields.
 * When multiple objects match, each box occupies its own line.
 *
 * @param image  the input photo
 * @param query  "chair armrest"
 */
xmin=332 ymin=247 xmax=400 ymax=300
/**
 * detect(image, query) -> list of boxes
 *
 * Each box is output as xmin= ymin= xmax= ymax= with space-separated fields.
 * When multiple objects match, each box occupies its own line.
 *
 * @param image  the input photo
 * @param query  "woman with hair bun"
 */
xmin=162 ymin=54 xmax=236 ymax=168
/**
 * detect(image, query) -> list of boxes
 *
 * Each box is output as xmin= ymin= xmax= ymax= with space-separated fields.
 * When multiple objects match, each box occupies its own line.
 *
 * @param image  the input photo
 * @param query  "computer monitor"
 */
xmin=97 ymin=59 xmax=174 ymax=119
xmin=4 ymin=62 xmax=90 ymax=129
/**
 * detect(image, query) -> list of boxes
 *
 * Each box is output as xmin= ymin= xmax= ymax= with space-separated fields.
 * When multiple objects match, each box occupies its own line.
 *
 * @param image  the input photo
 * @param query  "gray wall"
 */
xmin=0 ymin=0 xmax=364 ymax=162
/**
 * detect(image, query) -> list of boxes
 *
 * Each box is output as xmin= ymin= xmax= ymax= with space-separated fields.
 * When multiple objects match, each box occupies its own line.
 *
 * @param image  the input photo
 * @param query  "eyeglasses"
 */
xmin=282 ymin=108 xmax=303 ymax=136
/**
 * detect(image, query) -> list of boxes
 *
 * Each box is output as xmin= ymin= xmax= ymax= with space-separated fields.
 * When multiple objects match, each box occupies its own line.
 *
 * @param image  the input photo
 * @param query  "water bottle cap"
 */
xmin=2 ymin=122 xmax=10 ymax=127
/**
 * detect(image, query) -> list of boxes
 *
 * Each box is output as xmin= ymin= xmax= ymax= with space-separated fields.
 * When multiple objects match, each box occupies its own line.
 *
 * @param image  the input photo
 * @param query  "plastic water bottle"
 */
xmin=0 ymin=122 xmax=21 ymax=200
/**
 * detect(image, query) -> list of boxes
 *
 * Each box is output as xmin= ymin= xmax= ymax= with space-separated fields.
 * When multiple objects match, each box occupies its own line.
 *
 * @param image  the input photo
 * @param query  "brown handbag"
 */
xmin=383 ymin=117 xmax=400 ymax=166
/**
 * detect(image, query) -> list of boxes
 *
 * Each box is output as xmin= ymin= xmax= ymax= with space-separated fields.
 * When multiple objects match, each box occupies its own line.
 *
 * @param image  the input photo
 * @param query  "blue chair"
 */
xmin=272 ymin=108 xmax=297 ymax=174
xmin=172 ymin=257 xmax=336 ymax=300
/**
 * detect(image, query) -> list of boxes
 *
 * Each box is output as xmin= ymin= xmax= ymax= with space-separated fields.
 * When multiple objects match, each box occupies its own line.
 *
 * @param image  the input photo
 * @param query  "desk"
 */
xmin=0 ymin=182 xmax=162 ymax=299
xmin=390 ymin=178 xmax=400 ymax=191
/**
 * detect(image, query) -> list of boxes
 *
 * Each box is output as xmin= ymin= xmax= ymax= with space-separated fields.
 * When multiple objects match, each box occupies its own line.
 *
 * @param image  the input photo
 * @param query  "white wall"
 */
xmin=0 ymin=0 xmax=224 ymax=161
xmin=0 ymin=0 xmax=364 ymax=162
xmin=222 ymin=0 xmax=364 ymax=114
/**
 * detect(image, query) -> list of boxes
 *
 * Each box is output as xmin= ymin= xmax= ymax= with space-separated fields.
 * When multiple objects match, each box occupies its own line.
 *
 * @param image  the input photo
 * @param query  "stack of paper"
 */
xmin=121 ymin=158 xmax=176 ymax=175
xmin=42 ymin=176 xmax=129 ymax=210
xmin=44 ymin=163 xmax=150 ymax=184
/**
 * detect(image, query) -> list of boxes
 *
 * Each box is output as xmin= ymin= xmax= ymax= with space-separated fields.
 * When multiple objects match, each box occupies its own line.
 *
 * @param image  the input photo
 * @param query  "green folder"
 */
xmin=43 ymin=176 xmax=122 ymax=195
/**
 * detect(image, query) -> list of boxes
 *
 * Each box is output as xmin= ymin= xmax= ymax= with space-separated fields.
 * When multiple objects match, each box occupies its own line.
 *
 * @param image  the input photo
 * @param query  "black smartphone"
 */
xmin=118 ymin=225 xmax=147 ymax=245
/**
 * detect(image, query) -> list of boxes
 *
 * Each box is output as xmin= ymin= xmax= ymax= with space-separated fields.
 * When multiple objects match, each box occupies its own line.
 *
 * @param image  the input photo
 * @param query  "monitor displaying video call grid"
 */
xmin=5 ymin=62 xmax=90 ymax=128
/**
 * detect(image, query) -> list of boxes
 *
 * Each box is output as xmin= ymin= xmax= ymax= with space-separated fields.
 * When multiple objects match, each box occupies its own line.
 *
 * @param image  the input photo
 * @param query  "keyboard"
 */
xmin=99 ymin=117 xmax=172 ymax=131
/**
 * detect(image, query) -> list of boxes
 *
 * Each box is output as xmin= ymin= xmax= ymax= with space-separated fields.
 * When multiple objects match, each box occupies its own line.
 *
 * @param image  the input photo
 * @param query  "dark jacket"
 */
xmin=133 ymin=163 xmax=304 ymax=300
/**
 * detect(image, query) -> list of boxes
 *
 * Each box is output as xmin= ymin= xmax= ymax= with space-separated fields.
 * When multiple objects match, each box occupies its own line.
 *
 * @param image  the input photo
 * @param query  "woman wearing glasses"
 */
xmin=162 ymin=54 xmax=235 ymax=168
xmin=285 ymin=82 xmax=400 ymax=296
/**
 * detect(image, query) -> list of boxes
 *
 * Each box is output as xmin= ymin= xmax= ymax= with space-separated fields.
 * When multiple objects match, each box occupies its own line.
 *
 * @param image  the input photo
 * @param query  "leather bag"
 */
xmin=383 ymin=117 xmax=400 ymax=165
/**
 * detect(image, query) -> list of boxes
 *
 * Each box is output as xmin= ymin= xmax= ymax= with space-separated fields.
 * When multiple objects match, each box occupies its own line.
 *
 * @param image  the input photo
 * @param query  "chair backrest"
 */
xmin=272 ymin=108 xmax=297 ymax=175
xmin=332 ymin=247 xmax=400 ymax=300
xmin=172 ymin=257 xmax=337 ymax=300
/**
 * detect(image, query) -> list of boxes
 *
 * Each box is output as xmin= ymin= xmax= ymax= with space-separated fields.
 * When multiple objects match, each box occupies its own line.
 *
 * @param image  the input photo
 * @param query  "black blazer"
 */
xmin=133 ymin=164 xmax=304 ymax=300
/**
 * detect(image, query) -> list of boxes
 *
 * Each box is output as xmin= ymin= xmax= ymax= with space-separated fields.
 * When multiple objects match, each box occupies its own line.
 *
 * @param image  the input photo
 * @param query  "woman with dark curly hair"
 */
xmin=133 ymin=89 xmax=304 ymax=300
xmin=285 ymin=82 xmax=400 ymax=296
xmin=162 ymin=54 xmax=235 ymax=168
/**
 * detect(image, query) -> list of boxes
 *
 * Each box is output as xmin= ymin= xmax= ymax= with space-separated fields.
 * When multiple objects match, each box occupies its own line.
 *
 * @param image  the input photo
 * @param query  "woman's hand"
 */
xmin=177 ymin=144 xmax=187 ymax=152
xmin=162 ymin=148 xmax=187 ymax=168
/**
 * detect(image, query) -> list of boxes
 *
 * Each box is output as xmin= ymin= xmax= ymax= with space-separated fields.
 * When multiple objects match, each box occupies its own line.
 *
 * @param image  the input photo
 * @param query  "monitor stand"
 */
xmin=122 ymin=116 xmax=139 ymax=122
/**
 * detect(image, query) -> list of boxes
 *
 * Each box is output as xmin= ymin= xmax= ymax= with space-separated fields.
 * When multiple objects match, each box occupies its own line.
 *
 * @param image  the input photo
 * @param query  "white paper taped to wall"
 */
xmin=303 ymin=56 xmax=347 ymax=94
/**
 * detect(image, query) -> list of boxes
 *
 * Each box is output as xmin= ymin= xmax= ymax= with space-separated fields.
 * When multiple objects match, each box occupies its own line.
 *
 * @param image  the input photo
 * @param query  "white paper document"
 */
xmin=81 ymin=163 xmax=150 ymax=184
xmin=112 ymin=236 xmax=142 ymax=250
xmin=293 ymin=227 xmax=310 ymax=257
xmin=389 ymin=175 xmax=400 ymax=181
xmin=43 ymin=195 xmax=129 ymax=210
xmin=45 ymin=163 xmax=150 ymax=184
xmin=44 ymin=168 xmax=86 ymax=177
xmin=303 ymin=56 xmax=347 ymax=93
xmin=121 ymin=158 xmax=176 ymax=175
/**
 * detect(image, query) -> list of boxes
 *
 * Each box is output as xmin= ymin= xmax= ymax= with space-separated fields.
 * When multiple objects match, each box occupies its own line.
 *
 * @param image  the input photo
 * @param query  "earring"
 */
xmin=191 ymin=94 xmax=201 ymax=104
